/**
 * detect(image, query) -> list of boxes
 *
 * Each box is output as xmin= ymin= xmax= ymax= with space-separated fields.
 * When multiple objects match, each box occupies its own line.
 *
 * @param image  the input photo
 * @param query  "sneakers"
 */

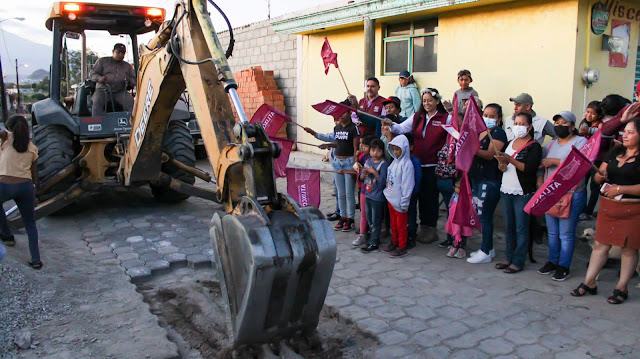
xmin=334 ymin=218 xmax=346 ymax=231
xmin=361 ymin=243 xmax=379 ymax=253
xmin=467 ymin=250 xmax=493 ymax=264
xmin=453 ymin=248 xmax=466 ymax=259
xmin=326 ymin=212 xmax=341 ymax=221
xmin=469 ymin=248 xmax=496 ymax=258
xmin=419 ymin=226 xmax=439 ymax=244
xmin=578 ymin=213 xmax=592 ymax=221
xmin=352 ymin=234 xmax=367 ymax=246
xmin=552 ymin=266 xmax=571 ymax=281
xmin=537 ymin=261 xmax=557 ymax=275
xmin=438 ymin=238 xmax=453 ymax=248
xmin=446 ymin=246 xmax=457 ymax=257
xmin=341 ymin=218 xmax=354 ymax=232
xmin=390 ymin=247 xmax=408 ymax=258
xmin=407 ymin=236 xmax=416 ymax=249
xmin=383 ymin=243 xmax=397 ymax=253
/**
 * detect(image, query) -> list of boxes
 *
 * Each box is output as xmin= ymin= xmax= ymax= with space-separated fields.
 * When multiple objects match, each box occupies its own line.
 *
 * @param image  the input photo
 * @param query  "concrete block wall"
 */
xmin=218 ymin=20 xmax=298 ymax=138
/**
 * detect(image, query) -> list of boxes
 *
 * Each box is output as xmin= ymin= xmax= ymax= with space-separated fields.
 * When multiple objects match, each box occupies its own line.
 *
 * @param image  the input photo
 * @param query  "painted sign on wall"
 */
xmin=609 ymin=20 xmax=631 ymax=67
xmin=592 ymin=2 xmax=610 ymax=35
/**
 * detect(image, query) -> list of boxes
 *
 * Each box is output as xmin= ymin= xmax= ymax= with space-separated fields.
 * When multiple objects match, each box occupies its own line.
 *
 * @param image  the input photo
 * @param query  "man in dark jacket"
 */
xmin=89 ymin=43 xmax=136 ymax=115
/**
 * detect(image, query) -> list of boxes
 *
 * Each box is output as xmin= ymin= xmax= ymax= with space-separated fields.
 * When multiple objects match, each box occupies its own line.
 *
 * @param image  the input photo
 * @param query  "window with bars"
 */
xmin=383 ymin=18 xmax=438 ymax=74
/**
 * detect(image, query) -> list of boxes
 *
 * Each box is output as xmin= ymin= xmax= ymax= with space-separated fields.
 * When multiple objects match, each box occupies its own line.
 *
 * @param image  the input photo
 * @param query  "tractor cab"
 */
xmin=31 ymin=2 xmax=181 ymax=139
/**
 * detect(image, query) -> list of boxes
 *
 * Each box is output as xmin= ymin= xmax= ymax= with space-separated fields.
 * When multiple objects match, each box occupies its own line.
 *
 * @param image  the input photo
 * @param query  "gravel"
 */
xmin=0 ymin=265 xmax=52 ymax=355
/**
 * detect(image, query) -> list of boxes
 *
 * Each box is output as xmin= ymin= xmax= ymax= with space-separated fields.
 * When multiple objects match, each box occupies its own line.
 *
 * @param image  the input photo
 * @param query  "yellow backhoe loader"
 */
xmin=16 ymin=0 xmax=336 ymax=348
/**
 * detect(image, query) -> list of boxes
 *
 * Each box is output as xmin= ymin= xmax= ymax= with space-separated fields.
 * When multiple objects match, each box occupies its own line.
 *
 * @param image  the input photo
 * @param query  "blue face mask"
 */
xmin=483 ymin=117 xmax=497 ymax=129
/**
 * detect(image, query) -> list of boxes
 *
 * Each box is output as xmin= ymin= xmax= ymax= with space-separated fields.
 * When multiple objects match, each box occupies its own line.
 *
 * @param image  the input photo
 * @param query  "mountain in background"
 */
xmin=27 ymin=68 xmax=49 ymax=81
xmin=1 ymin=30 xmax=52 ymax=83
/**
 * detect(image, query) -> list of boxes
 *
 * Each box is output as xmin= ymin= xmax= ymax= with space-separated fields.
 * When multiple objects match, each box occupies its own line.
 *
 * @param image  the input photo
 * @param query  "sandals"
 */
xmin=1 ymin=234 xmax=15 ymax=247
xmin=495 ymin=262 xmax=510 ymax=270
xmin=570 ymin=283 xmax=597 ymax=297
xmin=607 ymin=289 xmax=628 ymax=305
xmin=28 ymin=261 xmax=43 ymax=270
xmin=503 ymin=266 xmax=523 ymax=274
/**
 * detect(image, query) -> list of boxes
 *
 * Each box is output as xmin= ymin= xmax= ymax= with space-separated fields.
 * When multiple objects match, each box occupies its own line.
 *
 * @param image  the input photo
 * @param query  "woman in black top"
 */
xmin=494 ymin=112 xmax=542 ymax=274
xmin=572 ymin=117 xmax=640 ymax=304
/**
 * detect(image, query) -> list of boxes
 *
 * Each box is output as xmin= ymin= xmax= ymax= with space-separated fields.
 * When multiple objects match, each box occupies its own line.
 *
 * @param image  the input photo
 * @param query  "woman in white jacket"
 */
xmin=383 ymin=135 xmax=415 ymax=258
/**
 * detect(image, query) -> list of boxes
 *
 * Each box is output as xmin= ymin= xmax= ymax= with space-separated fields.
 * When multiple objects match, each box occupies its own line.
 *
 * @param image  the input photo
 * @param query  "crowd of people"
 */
xmin=305 ymin=70 xmax=640 ymax=305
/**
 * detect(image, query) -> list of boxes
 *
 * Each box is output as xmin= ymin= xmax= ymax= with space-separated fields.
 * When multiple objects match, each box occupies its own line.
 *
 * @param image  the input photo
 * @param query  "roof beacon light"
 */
xmin=146 ymin=8 xmax=163 ymax=17
xmin=63 ymin=3 xmax=81 ymax=12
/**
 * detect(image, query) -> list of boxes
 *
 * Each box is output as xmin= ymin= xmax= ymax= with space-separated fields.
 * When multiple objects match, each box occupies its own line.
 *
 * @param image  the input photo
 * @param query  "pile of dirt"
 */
xmin=137 ymin=269 xmax=376 ymax=359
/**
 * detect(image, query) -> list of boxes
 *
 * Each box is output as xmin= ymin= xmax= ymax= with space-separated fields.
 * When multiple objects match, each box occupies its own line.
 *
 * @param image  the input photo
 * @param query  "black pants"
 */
xmin=583 ymin=161 xmax=602 ymax=216
xmin=419 ymin=166 xmax=439 ymax=227
xmin=0 ymin=182 xmax=39 ymax=263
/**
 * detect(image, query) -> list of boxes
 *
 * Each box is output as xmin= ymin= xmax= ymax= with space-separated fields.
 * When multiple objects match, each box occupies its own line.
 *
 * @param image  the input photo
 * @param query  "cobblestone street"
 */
xmin=2 ymin=155 xmax=640 ymax=358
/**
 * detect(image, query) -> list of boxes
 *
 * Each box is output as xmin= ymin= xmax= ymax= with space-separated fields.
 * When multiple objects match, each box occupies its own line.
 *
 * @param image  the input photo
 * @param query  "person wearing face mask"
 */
xmin=494 ymin=113 xmax=542 ymax=274
xmin=504 ymin=93 xmax=555 ymax=144
xmin=467 ymin=104 xmax=508 ymax=264
xmin=535 ymin=111 xmax=587 ymax=281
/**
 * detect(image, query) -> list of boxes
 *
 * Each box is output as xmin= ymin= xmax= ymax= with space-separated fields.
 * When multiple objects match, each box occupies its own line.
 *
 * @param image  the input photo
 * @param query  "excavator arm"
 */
xmin=123 ymin=0 xmax=336 ymax=348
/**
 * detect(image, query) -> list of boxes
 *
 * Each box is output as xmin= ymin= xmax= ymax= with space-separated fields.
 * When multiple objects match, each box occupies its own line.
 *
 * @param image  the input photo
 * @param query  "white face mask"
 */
xmin=483 ymin=117 xmax=497 ymax=129
xmin=512 ymin=125 xmax=529 ymax=139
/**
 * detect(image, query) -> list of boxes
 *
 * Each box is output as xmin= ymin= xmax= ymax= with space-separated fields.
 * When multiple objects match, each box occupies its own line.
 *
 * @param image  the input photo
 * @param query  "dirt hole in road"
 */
xmin=137 ymin=268 xmax=376 ymax=359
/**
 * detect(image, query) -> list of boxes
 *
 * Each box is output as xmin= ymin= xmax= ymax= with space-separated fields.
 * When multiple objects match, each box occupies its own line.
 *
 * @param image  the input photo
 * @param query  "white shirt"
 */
xmin=500 ymin=141 xmax=524 ymax=195
xmin=390 ymin=111 xmax=452 ymax=167
xmin=504 ymin=113 xmax=554 ymax=144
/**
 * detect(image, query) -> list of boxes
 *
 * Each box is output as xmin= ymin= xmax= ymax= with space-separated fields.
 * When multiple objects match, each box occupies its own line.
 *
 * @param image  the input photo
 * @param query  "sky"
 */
xmin=0 ymin=0 xmax=335 ymax=57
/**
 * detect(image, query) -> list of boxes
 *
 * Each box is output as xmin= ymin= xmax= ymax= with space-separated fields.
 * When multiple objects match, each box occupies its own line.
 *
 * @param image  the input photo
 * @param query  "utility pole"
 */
xmin=0 ymin=55 xmax=8 ymax=121
xmin=15 ymin=59 xmax=20 ymax=111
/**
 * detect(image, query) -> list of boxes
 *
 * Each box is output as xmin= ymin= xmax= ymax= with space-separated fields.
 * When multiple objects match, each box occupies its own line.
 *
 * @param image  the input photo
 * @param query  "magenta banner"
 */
xmin=455 ymin=96 xmax=487 ymax=173
xmin=525 ymin=147 xmax=592 ymax=216
xmin=286 ymin=168 xmax=321 ymax=207
xmin=579 ymin=130 xmax=602 ymax=162
xmin=269 ymin=137 xmax=294 ymax=178
xmin=311 ymin=100 xmax=353 ymax=120
xmin=452 ymin=172 xmax=481 ymax=231
xmin=250 ymin=103 xmax=290 ymax=137
xmin=321 ymin=37 xmax=339 ymax=75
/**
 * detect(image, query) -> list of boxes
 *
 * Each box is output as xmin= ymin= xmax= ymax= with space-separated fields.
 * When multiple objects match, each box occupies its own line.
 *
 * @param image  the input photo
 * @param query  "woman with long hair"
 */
xmin=0 ymin=115 xmax=41 ymax=269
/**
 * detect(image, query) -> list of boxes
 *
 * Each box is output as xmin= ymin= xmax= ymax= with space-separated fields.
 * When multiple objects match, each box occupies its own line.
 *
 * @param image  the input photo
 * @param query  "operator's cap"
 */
xmin=382 ymin=96 xmax=401 ymax=108
xmin=457 ymin=69 xmax=472 ymax=81
xmin=553 ymin=111 xmax=577 ymax=124
xmin=398 ymin=70 xmax=410 ymax=79
xmin=113 ymin=43 xmax=126 ymax=52
xmin=509 ymin=93 xmax=534 ymax=105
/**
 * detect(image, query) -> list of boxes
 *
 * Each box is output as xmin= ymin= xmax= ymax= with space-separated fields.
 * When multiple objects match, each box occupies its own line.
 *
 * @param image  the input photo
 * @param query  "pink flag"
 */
xmin=579 ymin=130 xmax=602 ymax=162
xmin=455 ymin=96 xmax=487 ymax=173
xmin=250 ymin=103 xmax=290 ymax=137
xmin=312 ymin=100 xmax=353 ymax=120
xmin=321 ymin=37 xmax=339 ymax=75
xmin=525 ymin=147 xmax=592 ymax=216
xmin=286 ymin=168 xmax=321 ymax=207
xmin=452 ymin=172 xmax=482 ymax=231
xmin=270 ymin=137 xmax=294 ymax=178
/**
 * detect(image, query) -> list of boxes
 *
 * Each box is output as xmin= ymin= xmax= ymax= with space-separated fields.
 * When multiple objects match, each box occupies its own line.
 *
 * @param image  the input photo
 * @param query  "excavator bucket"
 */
xmin=210 ymin=195 xmax=336 ymax=347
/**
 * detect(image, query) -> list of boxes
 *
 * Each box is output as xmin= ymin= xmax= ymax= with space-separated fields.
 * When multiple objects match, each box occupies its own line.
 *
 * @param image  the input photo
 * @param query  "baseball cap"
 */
xmin=553 ymin=111 xmax=577 ymax=124
xmin=457 ymin=69 xmax=472 ymax=80
xmin=398 ymin=70 xmax=410 ymax=79
xmin=509 ymin=93 xmax=534 ymax=105
xmin=382 ymin=96 xmax=401 ymax=108
xmin=113 ymin=43 xmax=126 ymax=52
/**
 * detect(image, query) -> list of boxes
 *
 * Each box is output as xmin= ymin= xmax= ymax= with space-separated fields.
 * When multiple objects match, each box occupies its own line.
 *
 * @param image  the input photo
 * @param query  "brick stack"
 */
xmin=233 ymin=66 xmax=287 ymax=138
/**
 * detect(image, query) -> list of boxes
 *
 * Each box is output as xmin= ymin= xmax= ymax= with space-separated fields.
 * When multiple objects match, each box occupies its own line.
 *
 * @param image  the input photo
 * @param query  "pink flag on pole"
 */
xmin=250 ymin=103 xmax=290 ymax=137
xmin=524 ymin=147 xmax=592 ymax=216
xmin=286 ymin=168 xmax=321 ymax=207
xmin=321 ymin=37 xmax=339 ymax=75
xmin=311 ymin=100 xmax=353 ymax=120
xmin=269 ymin=137 xmax=294 ymax=178
xmin=451 ymin=172 xmax=482 ymax=231
xmin=579 ymin=130 xmax=602 ymax=162
xmin=455 ymin=96 xmax=488 ymax=173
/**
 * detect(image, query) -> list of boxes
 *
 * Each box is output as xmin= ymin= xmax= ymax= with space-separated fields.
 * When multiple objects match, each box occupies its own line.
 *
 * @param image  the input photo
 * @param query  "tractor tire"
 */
xmin=33 ymin=125 xmax=77 ymax=202
xmin=151 ymin=120 xmax=196 ymax=203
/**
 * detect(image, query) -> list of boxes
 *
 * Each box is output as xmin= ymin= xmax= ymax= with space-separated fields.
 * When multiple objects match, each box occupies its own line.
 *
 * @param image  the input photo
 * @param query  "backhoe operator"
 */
xmin=89 ymin=43 xmax=136 ymax=116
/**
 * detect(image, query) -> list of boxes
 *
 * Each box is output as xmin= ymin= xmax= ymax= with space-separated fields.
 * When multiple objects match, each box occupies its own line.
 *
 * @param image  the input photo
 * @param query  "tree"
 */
xmin=63 ymin=49 xmax=99 ymax=89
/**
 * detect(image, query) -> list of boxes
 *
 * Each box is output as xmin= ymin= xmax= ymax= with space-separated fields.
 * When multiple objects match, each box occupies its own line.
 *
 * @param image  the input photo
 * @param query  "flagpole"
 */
xmin=356 ymin=110 xmax=384 ymax=122
xmin=486 ymin=130 xmax=499 ymax=154
xmin=336 ymin=67 xmax=351 ymax=95
xmin=295 ymin=141 xmax=323 ymax=148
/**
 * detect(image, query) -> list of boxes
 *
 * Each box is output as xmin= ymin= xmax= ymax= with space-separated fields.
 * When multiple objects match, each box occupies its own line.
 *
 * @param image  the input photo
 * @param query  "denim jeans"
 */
xmin=500 ymin=192 xmax=532 ymax=268
xmin=472 ymin=180 xmax=501 ymax=254
xmin=0 ymin=182 xmax=39 ymax=263
xmin=545 ymin=190 xmax=587 ymax=268
xmin=333 ymin=179 xmax=340 ymax=216
xmin=332 ymin=157 xmax=356 ymax=219
xmin=0 ymin=241 xmax=5 ymax=263
xmin=419 ymin=166 xmax=439 ymax=227
xmin=366 ymin=198 xmax=385 ymax=245
xmin=408 ymin=194 xmax=419 ymax=238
